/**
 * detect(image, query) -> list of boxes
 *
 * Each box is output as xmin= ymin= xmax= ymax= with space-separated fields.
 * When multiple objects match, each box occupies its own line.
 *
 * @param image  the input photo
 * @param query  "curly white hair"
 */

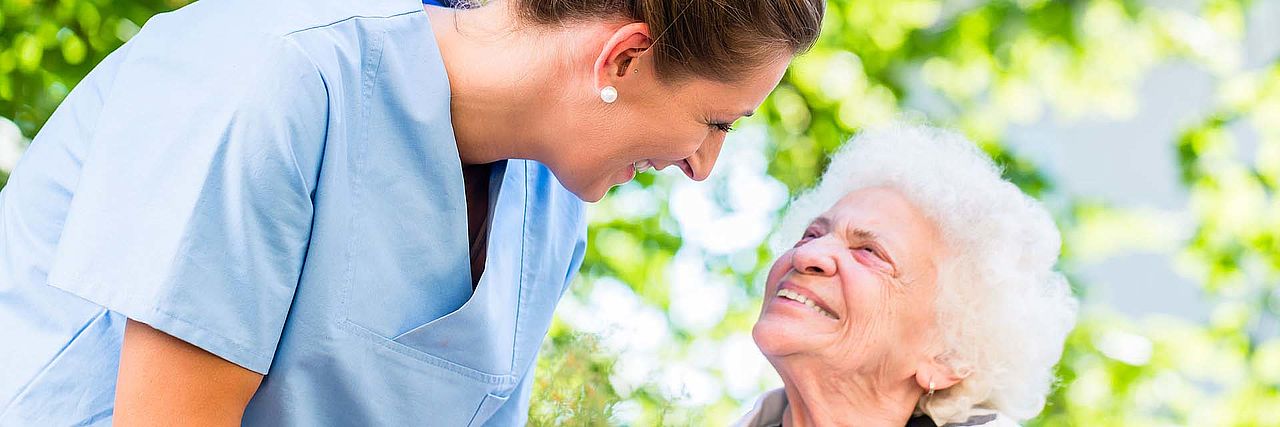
xmin=769 ymin=123 xmax=1079 ymax=424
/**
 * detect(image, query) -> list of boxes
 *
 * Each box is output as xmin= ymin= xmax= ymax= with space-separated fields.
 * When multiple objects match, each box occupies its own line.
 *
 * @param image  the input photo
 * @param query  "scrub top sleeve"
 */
xmin=45 ymin=37 xmax=328 ymax=375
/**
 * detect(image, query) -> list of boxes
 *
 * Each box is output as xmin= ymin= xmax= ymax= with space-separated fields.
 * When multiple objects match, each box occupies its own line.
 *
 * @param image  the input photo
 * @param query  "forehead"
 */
xmin=821 ymin=187 xmax=942 ymax=248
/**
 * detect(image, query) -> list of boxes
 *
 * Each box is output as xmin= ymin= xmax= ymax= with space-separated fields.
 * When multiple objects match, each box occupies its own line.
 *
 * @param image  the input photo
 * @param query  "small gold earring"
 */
xmin=927 ymin=381 xmax=936 ymax=397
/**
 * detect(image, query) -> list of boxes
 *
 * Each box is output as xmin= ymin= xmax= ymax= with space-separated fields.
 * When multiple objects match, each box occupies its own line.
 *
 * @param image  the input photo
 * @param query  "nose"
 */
xmin=791 ymin=239 xmax=837 ymax=276
xmin=684 ymin=133 xmax=726 ymax=182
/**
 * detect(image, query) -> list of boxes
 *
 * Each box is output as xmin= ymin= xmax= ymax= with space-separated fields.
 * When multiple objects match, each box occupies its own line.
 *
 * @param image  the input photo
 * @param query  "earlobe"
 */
xmin=915 ymin=358 xmax=967 ymax=393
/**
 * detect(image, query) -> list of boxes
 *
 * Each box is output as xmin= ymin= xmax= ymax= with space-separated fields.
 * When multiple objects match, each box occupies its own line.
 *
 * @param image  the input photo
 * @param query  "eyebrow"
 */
xmin=813 ymin=217 xmax=878 ymax=242
xmin=716 ymin=111 xmax=753 ymax=122
xmin=848 ymin=228 xmax=879 ymax=242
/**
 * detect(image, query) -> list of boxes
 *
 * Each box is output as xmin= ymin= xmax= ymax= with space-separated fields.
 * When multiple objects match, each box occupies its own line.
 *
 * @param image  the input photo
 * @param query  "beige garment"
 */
xmin=732 ymin=388 xmax=1015 ymax=427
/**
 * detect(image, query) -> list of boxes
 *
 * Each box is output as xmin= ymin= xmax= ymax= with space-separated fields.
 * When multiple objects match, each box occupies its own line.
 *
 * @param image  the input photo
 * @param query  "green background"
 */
xmin=2 ymin=0 xmax=1278 ymax=425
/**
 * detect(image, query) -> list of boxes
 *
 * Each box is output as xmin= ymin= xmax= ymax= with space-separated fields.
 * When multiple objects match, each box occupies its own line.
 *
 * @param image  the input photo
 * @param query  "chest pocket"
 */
xmin=341 ymin=158 xmax=531 ymax=381
xmin=334 ymin=30 xmax=534 ymax=380
xmin=356 ymin=161 xmax=581 ymax=378
xmin=338 ymin=159 xmax=582 ymax=426
xmin=390 ymin=161 xmax=579 ymax=380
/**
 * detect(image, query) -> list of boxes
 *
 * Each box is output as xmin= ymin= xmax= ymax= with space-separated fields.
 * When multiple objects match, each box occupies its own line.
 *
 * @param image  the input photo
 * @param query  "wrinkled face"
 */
xmin=550 ymin=54 xmax=792 ymax=202
xmin=753 ymin=187 xmax=946 ymax=376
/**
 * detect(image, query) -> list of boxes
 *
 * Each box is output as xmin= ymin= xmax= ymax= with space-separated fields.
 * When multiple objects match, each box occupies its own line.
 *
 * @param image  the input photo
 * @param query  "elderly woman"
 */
xmin=737 ymin=124 xmax=1078 ymax=427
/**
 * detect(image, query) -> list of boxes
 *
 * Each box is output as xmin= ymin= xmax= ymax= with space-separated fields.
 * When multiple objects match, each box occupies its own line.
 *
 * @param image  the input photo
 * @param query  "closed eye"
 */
xmin=851 ymin=244 xmax=896 ymax=276
xmin=855 ymin=246 xmax=881 ymax=258
xmin=710 ymin=122 xmax=735 ymax=133
xmin=795 ymin=227 xmax=821 ymax=247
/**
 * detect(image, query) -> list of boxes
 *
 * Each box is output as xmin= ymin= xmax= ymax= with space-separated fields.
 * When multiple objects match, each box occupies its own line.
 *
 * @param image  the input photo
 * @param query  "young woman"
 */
xmin=0 ymin=0 xmax=824 ymax=425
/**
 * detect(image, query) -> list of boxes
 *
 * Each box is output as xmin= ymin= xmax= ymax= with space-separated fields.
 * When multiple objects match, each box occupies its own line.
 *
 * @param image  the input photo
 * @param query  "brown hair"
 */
xmin=511 ymin=0 xmax=825 ymax=82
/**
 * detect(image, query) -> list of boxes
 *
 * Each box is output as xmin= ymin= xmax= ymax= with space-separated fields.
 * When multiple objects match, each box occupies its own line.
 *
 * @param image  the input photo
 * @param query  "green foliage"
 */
xmin=3 ymin=0 xmax=1278 ymax=425
xmin=529 ymin=325 xmax=622 ymax=426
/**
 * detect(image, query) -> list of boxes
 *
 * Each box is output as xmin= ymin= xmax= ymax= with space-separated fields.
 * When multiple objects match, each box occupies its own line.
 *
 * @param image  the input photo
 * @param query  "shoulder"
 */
xmin=137 ymin=0 xmax=423 ymax=40
xmin=930 ymin=412 xmax=1019 ymax=427
xmin=733 ymin=388 xmax=788 ymax=427
xmin=117 ymin=0 xmax=425 ymax=79
xmin=974 ymin=413 xmax=1019 ymax=427
xmin=111 ymin=11 xmax=325 ymax=105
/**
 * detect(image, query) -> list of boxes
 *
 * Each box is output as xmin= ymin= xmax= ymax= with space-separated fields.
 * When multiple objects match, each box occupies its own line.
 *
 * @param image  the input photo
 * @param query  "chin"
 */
xmin=571 ymin=185 xmax=608 ymax=203
xmin=752 ymin=318 xmax=802 ymax=358
xmin=546 ymin=167 xmax=612 ymax=203
xmin=754 ymin=305 xmax=841 ymax=363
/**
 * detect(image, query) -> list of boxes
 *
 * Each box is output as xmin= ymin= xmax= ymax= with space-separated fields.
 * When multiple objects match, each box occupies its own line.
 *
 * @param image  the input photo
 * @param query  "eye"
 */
xmin=852 ymin=245 xmax=888 ymax=263
xmin=795 ymin=228 xmax=820 ymax=247
xmin=709 ymin=122 xmax=735 ymax=133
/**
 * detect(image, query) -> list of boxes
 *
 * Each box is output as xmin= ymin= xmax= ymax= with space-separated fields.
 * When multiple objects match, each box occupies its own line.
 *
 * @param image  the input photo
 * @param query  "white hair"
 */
xmin=770 ymin=123 xmax=1079 ymax=423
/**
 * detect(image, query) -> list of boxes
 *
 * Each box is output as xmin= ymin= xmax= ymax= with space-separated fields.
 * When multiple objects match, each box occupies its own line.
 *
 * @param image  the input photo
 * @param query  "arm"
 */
xmin=112 ymin=319 xmax=263 ymax=426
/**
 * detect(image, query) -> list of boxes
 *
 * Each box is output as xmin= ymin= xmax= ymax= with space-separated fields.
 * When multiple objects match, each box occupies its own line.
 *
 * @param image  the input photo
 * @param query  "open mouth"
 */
xmin=633 ymin=159 xmax=699 ymax=180
xmin=634 ymin=160 xmax=654 ymax=173
xmin=776 ymin=288 xmax=838 ymax=320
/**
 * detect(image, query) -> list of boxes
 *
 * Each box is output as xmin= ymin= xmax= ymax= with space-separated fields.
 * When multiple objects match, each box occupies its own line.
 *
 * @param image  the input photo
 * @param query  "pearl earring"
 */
xmin=600 ymin=86 xmax=618 ymax=104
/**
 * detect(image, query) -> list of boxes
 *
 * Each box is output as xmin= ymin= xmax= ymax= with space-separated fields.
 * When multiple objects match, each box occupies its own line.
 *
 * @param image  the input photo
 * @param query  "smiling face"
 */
xmin=499 ymin=0 xmax=822 ymax=202
xmin=554 ymin=57 xmax=790 ymax=202
xmin=753 ymin=187 xmax=948 ymax=379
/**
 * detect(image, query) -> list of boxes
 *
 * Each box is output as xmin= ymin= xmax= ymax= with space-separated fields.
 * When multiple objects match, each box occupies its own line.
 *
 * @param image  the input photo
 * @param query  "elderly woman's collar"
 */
xmin=733 ymin=388 xmax=1007 ymax=427
xmin=906 ymin=412 xmax=1000 ymax=427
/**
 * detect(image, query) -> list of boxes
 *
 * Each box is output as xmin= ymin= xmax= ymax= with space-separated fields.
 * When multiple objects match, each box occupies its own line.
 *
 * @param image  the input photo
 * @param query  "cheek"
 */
xmin=835 ymin=267 xmax=889 ymax=318
xmin=763 ymin=253 xmax=792 ymax=294
xmin=901 ymin=286 xmax=940 ymax=334
xmin=632 ymin=118 xmax=707 ymax=158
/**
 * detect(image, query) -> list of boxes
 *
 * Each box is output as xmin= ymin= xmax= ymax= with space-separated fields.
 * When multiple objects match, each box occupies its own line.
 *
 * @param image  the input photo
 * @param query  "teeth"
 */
xmin=776 ymin=289 xmax=837 ymax=319
xmin=634 ymin=160 xmax=654 ymax=173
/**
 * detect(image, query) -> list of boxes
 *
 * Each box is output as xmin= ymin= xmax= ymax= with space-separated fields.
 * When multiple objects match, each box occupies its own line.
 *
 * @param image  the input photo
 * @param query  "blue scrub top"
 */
xmin=0 ymin=0 xmax=587 ymax=425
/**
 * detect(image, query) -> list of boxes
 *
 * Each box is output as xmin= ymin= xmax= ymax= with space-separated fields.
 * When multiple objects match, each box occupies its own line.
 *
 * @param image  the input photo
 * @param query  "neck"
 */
xmin=774 ymin=358 xmax=923 ymax=427
xmin=426 ymin=3 xmax=582 ymax=165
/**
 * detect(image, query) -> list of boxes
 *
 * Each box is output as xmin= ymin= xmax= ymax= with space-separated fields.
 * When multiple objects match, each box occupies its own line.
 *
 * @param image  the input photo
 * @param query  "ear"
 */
xmin=914 ymin=356 xmax=967 ymax=393
xmin=593 ymin=22 xmax=652 ymax=90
